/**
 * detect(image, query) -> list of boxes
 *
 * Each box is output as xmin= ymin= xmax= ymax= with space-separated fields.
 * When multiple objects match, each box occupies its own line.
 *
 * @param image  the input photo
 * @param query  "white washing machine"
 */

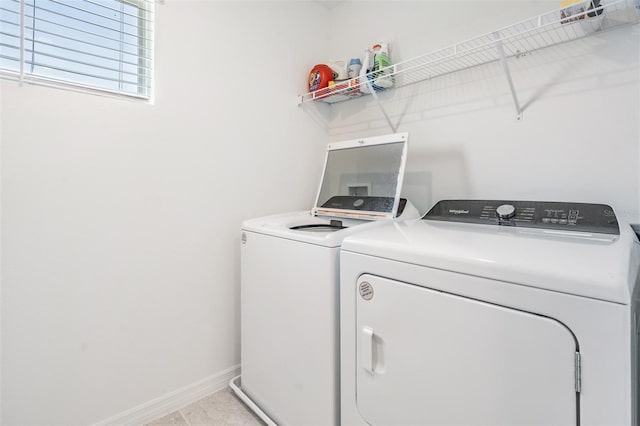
xmin=340 ymin=199 xmax=640 ymax=426
xmin=230 ymin=133 xmax=419 ymax=426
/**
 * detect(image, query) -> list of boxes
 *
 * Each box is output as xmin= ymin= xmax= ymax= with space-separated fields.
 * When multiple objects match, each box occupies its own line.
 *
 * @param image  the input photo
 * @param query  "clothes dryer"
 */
xmin=340 ymin=200 xmax=640 ymax=425
xmin=231 ymin=133 xmax=419 ymax=426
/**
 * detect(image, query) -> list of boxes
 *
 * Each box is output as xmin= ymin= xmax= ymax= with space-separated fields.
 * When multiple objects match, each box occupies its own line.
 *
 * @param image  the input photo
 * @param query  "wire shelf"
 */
xmin=298 ymin=0 xmax=639 ymax=105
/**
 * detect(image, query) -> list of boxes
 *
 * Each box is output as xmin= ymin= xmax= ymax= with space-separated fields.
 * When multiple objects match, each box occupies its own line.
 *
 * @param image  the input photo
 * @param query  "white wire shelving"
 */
xmin=298 ymin=0 xmax=639 ymax=121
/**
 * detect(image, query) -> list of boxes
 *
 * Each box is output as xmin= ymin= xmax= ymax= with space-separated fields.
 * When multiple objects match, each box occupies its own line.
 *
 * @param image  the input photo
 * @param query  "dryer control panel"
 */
xmin=424 ymin=200 xmax=619 ymax=235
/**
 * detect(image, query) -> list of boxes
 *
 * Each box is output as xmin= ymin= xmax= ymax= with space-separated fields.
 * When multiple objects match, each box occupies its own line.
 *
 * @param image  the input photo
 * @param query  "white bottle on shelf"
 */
xmin=327 ymin=59 xmax=348 ymax=81
xmin=348 ymin=58 xmax=362 ymax=79
xmin=359 ymin=49 xmax=373 ymax=93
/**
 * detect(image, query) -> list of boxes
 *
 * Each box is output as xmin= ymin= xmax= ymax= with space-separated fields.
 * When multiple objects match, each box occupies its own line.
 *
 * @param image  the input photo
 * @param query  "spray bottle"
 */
xmin=358 ymin=48 xmax=373 ymax=94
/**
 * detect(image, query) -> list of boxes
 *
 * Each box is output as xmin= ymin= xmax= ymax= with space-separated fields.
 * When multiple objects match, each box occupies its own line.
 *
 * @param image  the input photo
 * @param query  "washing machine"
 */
xmin=230 ymin=132 xmax=420 ymax=426
xmin=340 ymin=199 xmax=640 ymax=426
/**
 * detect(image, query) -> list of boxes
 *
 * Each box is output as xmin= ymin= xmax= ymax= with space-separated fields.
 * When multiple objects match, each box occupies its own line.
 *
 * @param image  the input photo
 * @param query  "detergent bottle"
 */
xmin=348 ymin=58 xmax=362 ymax=80
xmin=371 ymin=42 xmax=393 ymax=89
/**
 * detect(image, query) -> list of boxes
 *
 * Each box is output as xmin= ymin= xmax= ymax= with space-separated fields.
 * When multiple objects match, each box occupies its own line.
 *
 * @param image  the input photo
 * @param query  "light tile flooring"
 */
xmin=146 ymin=387 xmax=265 ymax=426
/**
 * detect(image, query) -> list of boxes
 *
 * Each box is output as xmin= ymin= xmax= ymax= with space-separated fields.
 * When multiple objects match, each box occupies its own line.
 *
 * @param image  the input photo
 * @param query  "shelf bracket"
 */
xmin=494 ymin=32 xmax=522 ymax=121
xmin=367 ymin=80 xmax=397 ymax=133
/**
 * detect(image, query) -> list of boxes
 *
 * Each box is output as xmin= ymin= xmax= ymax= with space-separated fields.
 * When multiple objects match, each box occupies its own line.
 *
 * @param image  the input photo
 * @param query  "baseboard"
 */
xmin=94 ymin=364 xmax=241 ymax=426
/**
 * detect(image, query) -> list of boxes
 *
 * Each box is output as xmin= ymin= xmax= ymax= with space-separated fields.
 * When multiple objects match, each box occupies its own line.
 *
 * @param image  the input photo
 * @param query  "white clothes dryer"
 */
xmin=230 ymin=133 xmax=419 ymax=426
xmin=340 ymin=199 xmax=640 ymax=426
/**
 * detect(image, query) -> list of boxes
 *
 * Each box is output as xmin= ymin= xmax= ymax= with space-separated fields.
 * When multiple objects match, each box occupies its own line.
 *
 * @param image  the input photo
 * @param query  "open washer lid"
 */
xmin=312 ymin=132 xmax=408 ymax=220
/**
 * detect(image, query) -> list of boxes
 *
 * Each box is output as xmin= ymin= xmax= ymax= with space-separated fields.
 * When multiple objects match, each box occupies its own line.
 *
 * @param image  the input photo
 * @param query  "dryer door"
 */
xmin=355 ymin=274 xmax=578 ymax=425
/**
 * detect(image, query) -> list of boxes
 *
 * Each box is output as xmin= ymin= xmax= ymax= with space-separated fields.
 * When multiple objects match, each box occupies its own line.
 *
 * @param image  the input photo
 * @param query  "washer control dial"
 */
xmin=496 ymin=204 xmax=516 ymax=220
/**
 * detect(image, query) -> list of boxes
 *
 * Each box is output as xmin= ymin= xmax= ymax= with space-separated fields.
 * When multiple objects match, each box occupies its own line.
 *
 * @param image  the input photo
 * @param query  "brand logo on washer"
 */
xmin=359 ymin=281 xmax=374 ymax=300
xmin=449 ymin=209 xmax=470 ymax=215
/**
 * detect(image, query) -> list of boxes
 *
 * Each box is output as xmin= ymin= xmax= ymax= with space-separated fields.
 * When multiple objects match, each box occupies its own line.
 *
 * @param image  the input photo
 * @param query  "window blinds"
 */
xmin=0 ymin=0 xmax=153 ymax=99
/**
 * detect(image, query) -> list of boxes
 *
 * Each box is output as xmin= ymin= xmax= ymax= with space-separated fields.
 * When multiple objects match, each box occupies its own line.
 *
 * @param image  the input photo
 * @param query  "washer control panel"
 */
xmin=321 ymin=196 xmax=407 ymax=216
xmin=424 ymin=200 xmax=619 ymax=235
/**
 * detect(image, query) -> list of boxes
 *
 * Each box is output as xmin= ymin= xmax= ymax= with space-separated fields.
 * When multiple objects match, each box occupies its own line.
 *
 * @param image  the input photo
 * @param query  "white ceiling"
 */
xmin=312 ymin=0 xmax=344 ymax=10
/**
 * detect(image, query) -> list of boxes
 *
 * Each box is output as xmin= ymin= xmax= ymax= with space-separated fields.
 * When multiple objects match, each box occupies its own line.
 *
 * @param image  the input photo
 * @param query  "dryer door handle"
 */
xmin=362 ymin=326 xmax=375 ymax=374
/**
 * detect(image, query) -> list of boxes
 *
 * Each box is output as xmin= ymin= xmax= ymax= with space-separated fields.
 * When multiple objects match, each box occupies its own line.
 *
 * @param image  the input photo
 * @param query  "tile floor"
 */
xmin=146 ymin=387 xmax=265 ymax=426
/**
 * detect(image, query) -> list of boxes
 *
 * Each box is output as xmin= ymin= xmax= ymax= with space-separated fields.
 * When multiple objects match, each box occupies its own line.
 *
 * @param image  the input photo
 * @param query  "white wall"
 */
xmin=2 ymin=1 xmax=639 ymax=424
xmin=326 ymin=1 xmax=640 ymax=220
xmin=0 ymin=1 xmax=329 ymax=424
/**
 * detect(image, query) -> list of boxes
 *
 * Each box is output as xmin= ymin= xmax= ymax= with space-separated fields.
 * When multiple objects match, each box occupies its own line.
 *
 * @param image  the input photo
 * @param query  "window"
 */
xmin=0 ymin=0 xmax=153 ymax=99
